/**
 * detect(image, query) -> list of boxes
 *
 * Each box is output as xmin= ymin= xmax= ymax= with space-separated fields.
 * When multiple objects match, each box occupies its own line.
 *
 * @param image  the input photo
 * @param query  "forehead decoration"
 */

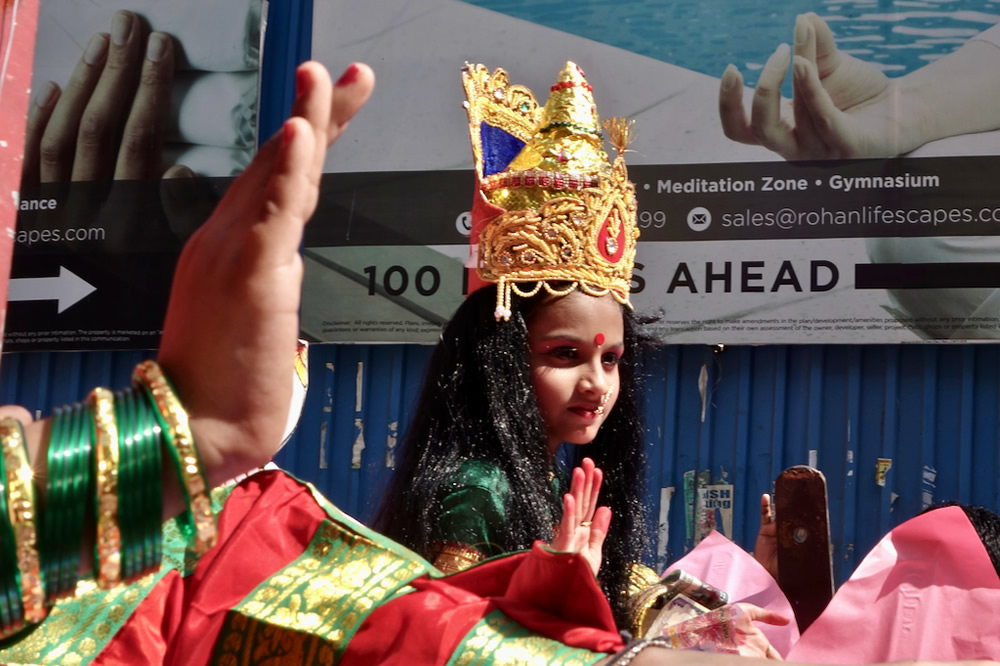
xmin=461 ymin=61 xmax=640 ymax=321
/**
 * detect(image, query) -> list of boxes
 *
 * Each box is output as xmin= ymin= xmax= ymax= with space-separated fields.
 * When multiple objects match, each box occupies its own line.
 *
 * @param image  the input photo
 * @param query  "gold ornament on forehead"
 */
xmin=462 ymin=61 xmax=640 ymax=321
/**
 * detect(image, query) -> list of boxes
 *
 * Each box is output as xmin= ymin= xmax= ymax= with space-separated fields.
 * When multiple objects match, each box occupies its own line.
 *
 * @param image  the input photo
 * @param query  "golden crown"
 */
xmin=461 ymin=61 xmax=640 ymax=320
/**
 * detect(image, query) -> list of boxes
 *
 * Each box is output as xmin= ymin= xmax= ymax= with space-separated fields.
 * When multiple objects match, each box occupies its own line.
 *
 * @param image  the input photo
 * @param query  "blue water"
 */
xmin=461 ymin=0 xmax=1000 ymax=95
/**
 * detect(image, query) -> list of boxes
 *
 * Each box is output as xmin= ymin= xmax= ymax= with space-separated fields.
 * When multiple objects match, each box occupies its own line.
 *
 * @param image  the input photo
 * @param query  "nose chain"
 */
xmin=594 ymin=384 xmax=615 ymax=416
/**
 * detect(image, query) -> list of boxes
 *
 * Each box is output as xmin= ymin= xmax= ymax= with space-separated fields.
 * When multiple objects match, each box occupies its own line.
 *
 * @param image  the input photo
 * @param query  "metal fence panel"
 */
xmin=4 ymin=342 xmax=999 ymax=581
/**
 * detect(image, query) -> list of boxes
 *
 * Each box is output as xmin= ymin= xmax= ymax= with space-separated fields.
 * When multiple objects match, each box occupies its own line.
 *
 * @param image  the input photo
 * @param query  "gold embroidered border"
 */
xmin=432 ymin=542 xmax=486 ymax=574
xmin=210 ymin=613 xmax=336 ymax=666
xmin=213 ymin=519 xmax=427 ymax=664
xmin=448 ymin=610 xmax=605 ymax=666
xmin=303 ymin=478 xmax=439 ymax=578
xmin=0 ymin=485 xmax=231 ymax=665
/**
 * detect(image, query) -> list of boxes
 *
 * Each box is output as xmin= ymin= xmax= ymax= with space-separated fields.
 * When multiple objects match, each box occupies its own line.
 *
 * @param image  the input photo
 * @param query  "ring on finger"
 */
xmin=580 ymin=521 xmax=592 ymax=527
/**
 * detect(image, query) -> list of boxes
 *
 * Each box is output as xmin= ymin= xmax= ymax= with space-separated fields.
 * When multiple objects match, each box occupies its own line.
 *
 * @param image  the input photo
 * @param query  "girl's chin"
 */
xmin=548 ymin=427 xmax=602 ymax=449
xmin=563 ymin=431 xmax=599 ymax=446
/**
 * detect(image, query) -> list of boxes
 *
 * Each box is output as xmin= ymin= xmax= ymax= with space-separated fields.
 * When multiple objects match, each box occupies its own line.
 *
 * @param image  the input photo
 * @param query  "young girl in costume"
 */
xmin=375 ymin=61 xmax=659 ymax=631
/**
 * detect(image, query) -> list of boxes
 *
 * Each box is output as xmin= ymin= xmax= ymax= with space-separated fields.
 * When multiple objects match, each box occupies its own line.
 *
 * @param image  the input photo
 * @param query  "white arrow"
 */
xmin=8 ymin=267 xmax=97 ymax=313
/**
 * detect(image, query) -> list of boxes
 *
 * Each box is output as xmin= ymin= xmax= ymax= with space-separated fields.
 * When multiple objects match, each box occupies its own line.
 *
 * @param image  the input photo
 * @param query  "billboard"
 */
xmin=5 ymin=0 xmax=263 ymax=350
xmin=307 ymin=0 xmax=1000 ymax=344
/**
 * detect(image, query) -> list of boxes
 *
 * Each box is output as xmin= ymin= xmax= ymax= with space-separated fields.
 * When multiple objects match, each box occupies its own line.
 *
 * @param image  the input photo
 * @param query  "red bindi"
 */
xmin=594 ymin=333 xmax=605 ymax=346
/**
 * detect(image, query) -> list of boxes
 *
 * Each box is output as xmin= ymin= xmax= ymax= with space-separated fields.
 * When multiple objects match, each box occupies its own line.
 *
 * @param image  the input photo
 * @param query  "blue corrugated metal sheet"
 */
xmin=276 ymin=343 xmax=1000 ymax=582
xmin=638 ymin=344 xmax=1000 ymax=580
xmin=0 ymin=350 xmax=155 ymax=418
xmin=3 ymin=342 xmax=999 ymax=585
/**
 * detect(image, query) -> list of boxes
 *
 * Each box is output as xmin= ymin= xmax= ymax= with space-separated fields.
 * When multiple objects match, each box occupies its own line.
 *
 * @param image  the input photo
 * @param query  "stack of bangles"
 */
xmin=0 ymin=360 xmax=216 ymax=639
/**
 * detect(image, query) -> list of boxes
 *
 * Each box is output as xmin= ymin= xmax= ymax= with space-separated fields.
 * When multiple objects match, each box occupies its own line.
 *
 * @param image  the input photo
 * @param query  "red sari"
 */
xmin=1 ymin=470 xmax=622 ymax=665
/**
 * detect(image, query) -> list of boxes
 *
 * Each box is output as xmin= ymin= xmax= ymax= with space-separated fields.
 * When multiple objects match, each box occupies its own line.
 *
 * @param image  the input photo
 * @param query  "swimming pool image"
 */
xmin=318 ymin=0 xmax=1000 ymax=174
xmin=465 ymin=0 xmax=1000 ymax=94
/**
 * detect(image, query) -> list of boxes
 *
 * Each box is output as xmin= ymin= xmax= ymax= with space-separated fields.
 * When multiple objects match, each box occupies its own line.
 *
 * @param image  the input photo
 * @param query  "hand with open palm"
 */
xmin=551 ymin=457 xmax=613 ymax=578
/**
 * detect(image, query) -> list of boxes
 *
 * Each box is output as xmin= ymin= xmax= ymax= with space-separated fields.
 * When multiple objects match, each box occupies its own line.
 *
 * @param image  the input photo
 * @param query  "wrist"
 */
xmin=889 ymin=76 xmax=944 ymax=154
xmin=185 ymin=416 xmax=268 ymax=490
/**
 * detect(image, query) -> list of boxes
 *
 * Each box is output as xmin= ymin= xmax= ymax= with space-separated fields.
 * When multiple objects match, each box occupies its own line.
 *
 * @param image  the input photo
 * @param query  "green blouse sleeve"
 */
xmin=431 ymin=460 xmax=511 ymax=560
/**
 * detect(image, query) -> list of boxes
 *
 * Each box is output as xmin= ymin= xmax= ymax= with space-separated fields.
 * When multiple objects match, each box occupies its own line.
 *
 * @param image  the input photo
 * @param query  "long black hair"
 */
xmin=373 ymin=283 xmax=653 ymax=627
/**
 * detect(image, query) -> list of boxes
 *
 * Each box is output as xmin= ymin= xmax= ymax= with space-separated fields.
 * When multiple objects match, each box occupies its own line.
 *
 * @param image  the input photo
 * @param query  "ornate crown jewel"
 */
xmin=461 ymin=61 xmax=640 ymax=321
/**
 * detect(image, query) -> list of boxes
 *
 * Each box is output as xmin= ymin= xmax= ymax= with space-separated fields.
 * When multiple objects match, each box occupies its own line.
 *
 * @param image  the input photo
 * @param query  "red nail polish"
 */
xmin=282 ymin=121 xmax=295 ymax=147
xmin=296 ymin=66 xmax=309 ymax=95
xmin=336 ymin=63 xmax=360 ymax=87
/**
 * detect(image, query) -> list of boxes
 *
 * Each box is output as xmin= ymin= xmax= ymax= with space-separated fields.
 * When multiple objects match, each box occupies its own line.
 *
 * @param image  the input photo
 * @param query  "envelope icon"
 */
xmin=687 ymin=207 xmax=712 ymax=231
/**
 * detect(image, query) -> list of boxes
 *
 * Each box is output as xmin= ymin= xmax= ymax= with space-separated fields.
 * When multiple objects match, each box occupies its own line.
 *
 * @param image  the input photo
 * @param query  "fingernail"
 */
xmin=766 ymin=43 xmax=790 ymax=69
xmin=295 ymin=66 xmax=309 ymax=96
xmin=336 ymin=63 xmax=360 ymax=87
xmin=146 ymin=33 xmax=168 ymax=62
xmin=794 ymin=16 xmax=808 ymax=45
xmin=111 ymin=11 xmax=133 ymax=46
xmin=282 ymin=120 xmax=295 ymax=147
xmin=793 ymin=58 xmax=807 ymax=80
xmin=164 ymin=165 xmax=195 ymax=179
xmin=83 ymin=33 xmax=108 ymax=65
xmin=721 ymin=64 xmax=737 ymax=89
xmin=34 ymin=81 xmax=57 ymax=108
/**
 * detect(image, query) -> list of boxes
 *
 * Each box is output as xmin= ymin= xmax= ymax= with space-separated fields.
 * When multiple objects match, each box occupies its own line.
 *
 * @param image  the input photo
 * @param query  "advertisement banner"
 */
xmin=5 ymin=0 xmax=263 ymax=351
xmin=308 ymin=0 xmax=1000 ymax=344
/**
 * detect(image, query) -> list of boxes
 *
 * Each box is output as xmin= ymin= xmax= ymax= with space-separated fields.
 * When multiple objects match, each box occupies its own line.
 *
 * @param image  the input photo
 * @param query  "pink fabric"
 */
xmin=789 ymin=506 xmax=1000 ymax=662
xmin=664 ymin=530 xmax=799 ymax=656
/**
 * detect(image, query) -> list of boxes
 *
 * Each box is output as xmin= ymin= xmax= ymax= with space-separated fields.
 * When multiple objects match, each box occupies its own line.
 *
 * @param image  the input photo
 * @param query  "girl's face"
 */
xmin=526 ymin=291 xmax=624 ymax=454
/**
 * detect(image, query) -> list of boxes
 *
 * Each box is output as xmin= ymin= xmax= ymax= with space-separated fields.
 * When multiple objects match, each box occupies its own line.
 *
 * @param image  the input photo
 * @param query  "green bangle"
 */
xmin=54 ymin=404 xmax=77 ymax=596
xmin=112 ymin=387 xmax=164 ymax=581
xmin=127 ymin=389 xmax=146 ymax=579
xmin=124 ymin=386 xmax=158 ymax=580
xmin=42 ymin=406 xmax=69 ymax=600
xmin=134 ymin=391 xmax=163 ymax=574
xmin=115 ymin=390 xmax=138 ymax=582
xmin=60 ymin=403 xmax=91 ymax=594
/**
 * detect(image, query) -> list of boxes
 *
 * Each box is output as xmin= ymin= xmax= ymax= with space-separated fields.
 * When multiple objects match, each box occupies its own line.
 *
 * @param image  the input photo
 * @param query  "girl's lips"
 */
xmin=569 ymin=406 xmax=600 ymax=420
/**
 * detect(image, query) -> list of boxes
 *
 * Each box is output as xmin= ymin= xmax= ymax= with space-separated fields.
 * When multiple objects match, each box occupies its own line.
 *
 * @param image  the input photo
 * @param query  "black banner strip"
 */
xmin=15 ymin=154 xmax=1000 ymax=254
xmin=855 ymin=262 xmax=1000 ymax=289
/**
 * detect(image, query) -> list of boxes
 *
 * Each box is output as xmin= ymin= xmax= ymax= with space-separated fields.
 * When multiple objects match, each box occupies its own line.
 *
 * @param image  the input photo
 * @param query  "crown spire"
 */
xmin=507 ymin=62 xmax=607 ymax=176
xmin=540 ymin=62 xmax=600 ymax=132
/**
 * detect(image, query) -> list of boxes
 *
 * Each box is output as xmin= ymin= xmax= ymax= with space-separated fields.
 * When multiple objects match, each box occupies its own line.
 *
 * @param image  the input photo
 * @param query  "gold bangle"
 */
xmin=0 ymin=418 xmax=46 ymax=622
xmin=89 ymin=388 xmax=121 ymax=589
xmin=626 ymin=582 xmax=671 ymax=639
xmin=132 ymin=361 xmax=217 ymax=554
xmin=431 ymin=542 xmax=486 ymax=574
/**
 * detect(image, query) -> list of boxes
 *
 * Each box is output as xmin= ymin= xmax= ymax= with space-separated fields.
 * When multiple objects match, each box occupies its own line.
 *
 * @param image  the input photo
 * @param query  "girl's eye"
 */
xmin=548 ymin=346 xmax=578 ymax=361
xmin=602 ymin=352 xmax=621 ymax=367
